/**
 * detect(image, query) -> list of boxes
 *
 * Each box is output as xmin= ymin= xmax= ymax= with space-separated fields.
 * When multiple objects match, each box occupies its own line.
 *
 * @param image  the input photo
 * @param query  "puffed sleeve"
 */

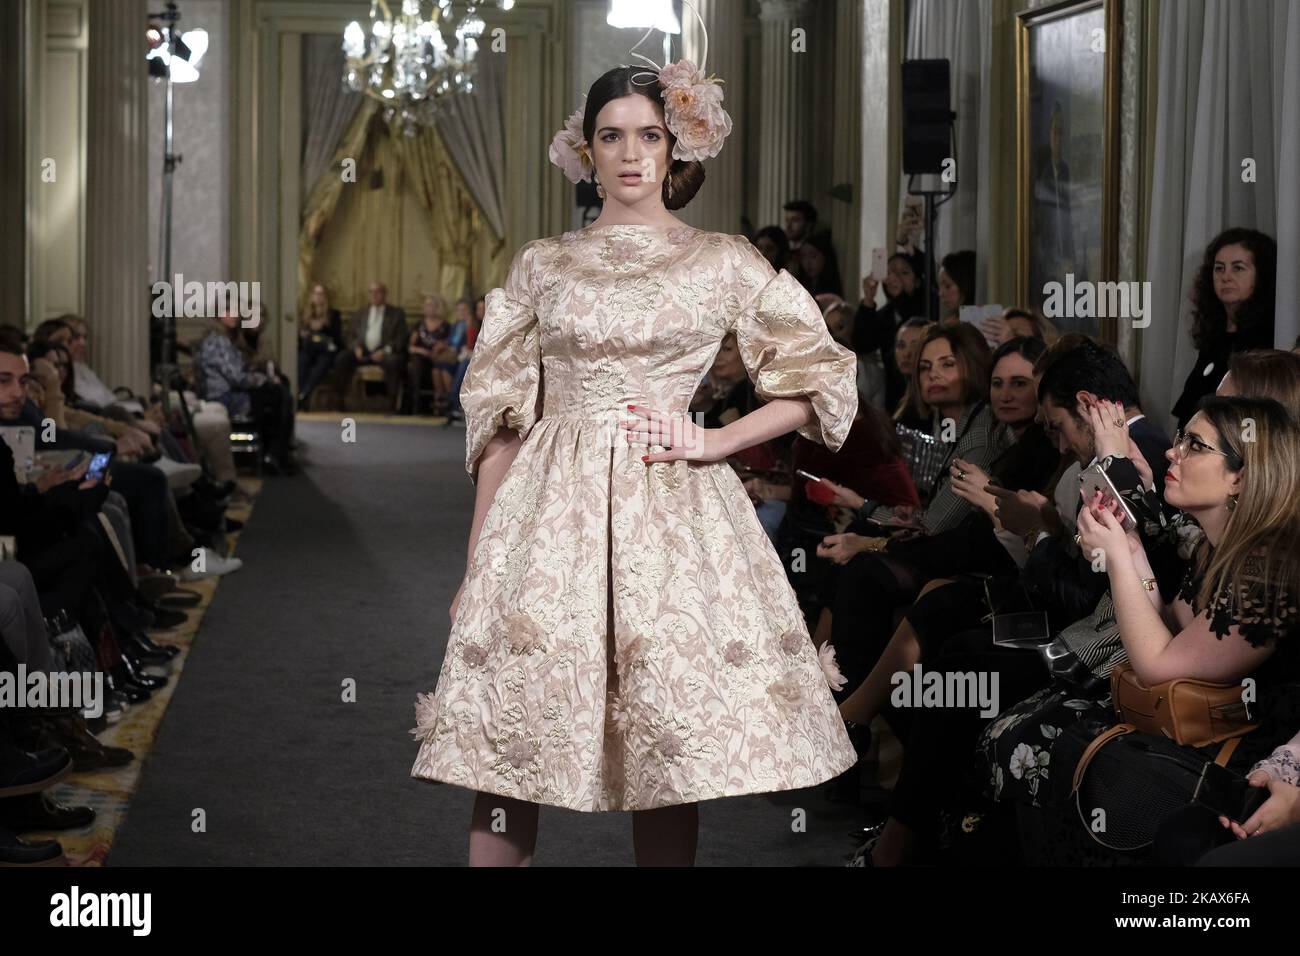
xmin=728 ymin=238 xmax=858 ymax=451
xmin=460 ymin=240 xmax=543 ymax=482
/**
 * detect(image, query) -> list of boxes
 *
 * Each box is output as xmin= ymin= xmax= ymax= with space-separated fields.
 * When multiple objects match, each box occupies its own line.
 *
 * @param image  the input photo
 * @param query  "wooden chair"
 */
xmin=349 ymin=364 xmax=391 ymax=412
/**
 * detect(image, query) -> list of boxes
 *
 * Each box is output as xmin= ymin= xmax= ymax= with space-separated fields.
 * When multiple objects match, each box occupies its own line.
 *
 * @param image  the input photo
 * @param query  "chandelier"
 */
xmin=342 ymin=0 xmax=512 ymax=135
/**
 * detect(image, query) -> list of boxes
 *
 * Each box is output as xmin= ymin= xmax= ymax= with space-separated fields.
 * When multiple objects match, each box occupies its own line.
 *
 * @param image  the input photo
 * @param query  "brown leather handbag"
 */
xmin=1109 ymin=664 xmax=1256 ymax=748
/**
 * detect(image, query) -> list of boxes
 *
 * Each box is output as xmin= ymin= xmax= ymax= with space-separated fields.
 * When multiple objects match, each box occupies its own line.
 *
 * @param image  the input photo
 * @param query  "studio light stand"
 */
xmin=146 ymin=1 xmax=205 ymax=376
xmin=906 ymin=124 xmax=958 ymax=323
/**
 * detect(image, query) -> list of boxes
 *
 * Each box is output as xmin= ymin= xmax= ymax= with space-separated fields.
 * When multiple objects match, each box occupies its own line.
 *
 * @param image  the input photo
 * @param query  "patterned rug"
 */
xmin=19 ymin=478 xmax=261 ymax=866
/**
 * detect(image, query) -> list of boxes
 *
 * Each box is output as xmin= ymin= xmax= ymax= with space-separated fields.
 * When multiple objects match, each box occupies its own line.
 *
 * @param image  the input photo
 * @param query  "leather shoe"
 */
xmin=0 ymin=746 xmax=73 ymax=797
xmin=0 ymin=792 xmax=95 ymax=832
xmin=0 ymin=824 xmax=65 ymax=866
xmin=15 ymin=714 xmax=134 ymax=773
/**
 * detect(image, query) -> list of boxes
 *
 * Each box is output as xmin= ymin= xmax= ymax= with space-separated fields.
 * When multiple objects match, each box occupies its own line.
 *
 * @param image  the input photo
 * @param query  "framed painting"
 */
xmin=1016 ymin=0 xmax=1121 ymax=343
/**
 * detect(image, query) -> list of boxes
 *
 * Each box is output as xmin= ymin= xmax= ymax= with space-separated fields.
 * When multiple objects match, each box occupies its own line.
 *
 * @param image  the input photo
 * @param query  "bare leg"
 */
xmin=838 ymin=578 xmax=954 ymax=726
xmin=468 ymin=792 xmax=539 ymax=866
xmin=632 ymin=803 xmax=699 ymax=866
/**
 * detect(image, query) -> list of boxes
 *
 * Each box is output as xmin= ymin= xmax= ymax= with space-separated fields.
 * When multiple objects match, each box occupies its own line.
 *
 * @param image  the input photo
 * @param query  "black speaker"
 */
xmin=901 ymin=59 xmax=953 ymax=176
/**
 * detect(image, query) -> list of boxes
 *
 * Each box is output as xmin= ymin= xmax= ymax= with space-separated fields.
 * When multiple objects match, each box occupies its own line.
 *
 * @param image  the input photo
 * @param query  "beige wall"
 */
xmin=27 ymin=0 xmax=88 ymax=326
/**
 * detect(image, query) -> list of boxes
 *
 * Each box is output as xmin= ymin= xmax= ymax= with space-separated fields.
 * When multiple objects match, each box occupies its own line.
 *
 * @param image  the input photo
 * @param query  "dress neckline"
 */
xmin=580 ymin=222 xmax=695 ymax=233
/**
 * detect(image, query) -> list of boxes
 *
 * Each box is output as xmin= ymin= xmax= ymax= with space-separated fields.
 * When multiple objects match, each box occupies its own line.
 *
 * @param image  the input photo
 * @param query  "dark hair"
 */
xmin=583 ymin=67 xmax=704 ymax=211
xmin=1037 ymin=339 xmax=1139 ymax=415
xmin=783 ymin=200 xmax=817 ymax=225
xmin=0 ymin=325 xmax=26 ymax=356
xmin=1227 ymin=349 xmax=1300 ymax=419
xmin=886 ymin=252 xmax=926 ymax=309
xmin=915 ymin=323 xmax=992 ymax=413
xmin=32 ymin=317 xmax=72 ymax=348
xmin=990 ymin=335 xmax=1048 ymax=375
xmin=940 ymin=250 xmax=976 ymax=306
xmin=1002 ymin=308 xmax=1045 ymax=339
xmin=28 ymin=340 xmax=75 ymax=399
xmin=1189 ymin=228 xmax=1276 ymax=352
xmin=888 ymin=251 xmax=924 ymax=281
xmin=799 ymin=231 xmax=842 ymax=292
xmin=857 ymin=402 xmax=903 ymax=457
xmin=754 ymin=225 xmax=789 ymax=265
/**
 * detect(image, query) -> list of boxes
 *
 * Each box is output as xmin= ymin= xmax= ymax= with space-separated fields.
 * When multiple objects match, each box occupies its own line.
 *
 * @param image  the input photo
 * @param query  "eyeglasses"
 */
xmin=1172 ymin=429 xmax=1240 ymax=465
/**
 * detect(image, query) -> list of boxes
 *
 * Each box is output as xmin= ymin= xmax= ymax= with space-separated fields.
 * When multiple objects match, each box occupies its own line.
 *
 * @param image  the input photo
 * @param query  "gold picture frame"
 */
xmin=1016 ymin=0 xmax=1121 ymax=344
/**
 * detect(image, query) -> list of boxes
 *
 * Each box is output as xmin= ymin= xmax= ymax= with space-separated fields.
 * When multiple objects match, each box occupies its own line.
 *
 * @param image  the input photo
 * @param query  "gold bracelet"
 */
xmin=1140 ymin=577 xmax=1157 ymax=592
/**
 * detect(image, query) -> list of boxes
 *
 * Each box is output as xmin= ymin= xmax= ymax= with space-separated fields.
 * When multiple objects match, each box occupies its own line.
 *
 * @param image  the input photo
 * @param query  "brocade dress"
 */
xmin=409 ymin=223 xmax=861 ymax=811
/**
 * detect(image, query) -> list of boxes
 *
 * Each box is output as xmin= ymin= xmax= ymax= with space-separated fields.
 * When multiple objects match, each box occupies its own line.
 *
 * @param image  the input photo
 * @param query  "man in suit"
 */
xmin=334 ymin=281 xmax=407 ymax=409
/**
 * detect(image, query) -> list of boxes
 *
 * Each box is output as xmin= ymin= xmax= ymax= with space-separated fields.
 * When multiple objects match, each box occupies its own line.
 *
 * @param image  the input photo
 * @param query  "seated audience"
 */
xmin=335 ymin=281 xmax=407 ymax=409
xmin=297 ymin=283 xmax=343 ymax=406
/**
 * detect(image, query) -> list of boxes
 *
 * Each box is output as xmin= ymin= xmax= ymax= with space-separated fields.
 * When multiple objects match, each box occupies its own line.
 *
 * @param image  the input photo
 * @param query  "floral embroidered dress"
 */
xmin=409 ymin=223 xmax=861 ymax=811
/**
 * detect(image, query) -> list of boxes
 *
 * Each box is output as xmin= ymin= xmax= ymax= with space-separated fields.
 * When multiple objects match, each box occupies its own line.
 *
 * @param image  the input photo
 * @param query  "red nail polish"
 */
xmin=641 ymin=455 xmax=648 ymax=462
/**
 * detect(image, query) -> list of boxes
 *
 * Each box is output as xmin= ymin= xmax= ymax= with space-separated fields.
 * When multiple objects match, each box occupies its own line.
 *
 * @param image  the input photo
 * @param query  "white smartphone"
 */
xmin=1077 ymin=463 xmax=1138 ymax=533
xmin=870 ymin=248 xmax=888 ymax=282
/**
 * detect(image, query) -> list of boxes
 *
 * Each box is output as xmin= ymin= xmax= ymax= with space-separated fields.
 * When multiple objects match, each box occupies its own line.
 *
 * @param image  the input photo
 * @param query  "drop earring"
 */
xmin=595 ymin=175 xmax=605 ymax=200
xmin=1226 ymin=493 xmax=1239 ymax=512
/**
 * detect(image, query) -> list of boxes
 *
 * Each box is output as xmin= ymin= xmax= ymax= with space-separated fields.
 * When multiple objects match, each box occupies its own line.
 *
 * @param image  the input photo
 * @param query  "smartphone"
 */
xmin=1197 ymin=761 xmax=1271 ymax=825
xmin=870 ymin=248 xmax=888 ymax=282
xmin=1077 ymin=463 xmax=1137 ymax=533
xmin=992 ymin=612 xmax=1052 ymax=649
xmin=795 ymin=468 xmax=824 ymax=484
xmin=86 ymin=451 xmax=114 ymax=482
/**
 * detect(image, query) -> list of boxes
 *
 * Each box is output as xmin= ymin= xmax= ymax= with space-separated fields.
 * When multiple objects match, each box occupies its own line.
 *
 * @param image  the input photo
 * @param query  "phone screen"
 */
xmin=86 ymin=452 xmax=112 ymax=482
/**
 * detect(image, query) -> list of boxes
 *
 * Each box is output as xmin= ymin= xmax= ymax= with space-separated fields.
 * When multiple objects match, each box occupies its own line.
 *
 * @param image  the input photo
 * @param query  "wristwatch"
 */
xmin=1140 ymin=577 xmax=1157 ymax=591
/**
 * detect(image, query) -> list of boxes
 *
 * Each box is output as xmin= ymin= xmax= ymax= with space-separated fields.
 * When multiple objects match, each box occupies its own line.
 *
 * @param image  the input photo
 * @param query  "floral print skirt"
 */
xmin=408 ymin=420 xmax=859 ymax=811
xmin=978 ymin=685 xmax=1115 ymax=809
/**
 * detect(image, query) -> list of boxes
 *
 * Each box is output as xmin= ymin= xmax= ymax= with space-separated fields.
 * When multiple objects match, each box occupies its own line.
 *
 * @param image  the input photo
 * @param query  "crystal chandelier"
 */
xmin=342 ymin=0 xmax=512 ymax=135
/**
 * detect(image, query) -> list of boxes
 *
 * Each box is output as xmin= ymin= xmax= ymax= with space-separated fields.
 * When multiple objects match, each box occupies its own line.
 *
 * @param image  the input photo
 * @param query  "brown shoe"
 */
xmin=16 ymin=714 xmax=134 ymax=773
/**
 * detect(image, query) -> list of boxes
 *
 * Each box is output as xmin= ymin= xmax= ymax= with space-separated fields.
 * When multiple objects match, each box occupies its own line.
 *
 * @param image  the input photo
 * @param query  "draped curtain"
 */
xmin=903 ymin=0 xmax=994 ymax=299
xmin=302 ymin=35 xmax=362 ymax=200
xmin=1140 ymin=0 xmax=1300 ymax=427
xmin=298 ymin=98 xmax=379 ymax=313
xmin=391 ymin=125 xmax=488 ymax=302
xmin=433 ymin=49 xmax=507 ymax=243
xmin=296 ymin=36 xmax=504 ymax=312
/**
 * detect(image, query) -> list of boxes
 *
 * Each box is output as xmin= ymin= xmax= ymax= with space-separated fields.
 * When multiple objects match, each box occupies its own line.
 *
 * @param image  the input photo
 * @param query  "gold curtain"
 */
xmin=297 ymin=98 xmax=379 ymax=314
xmin=299 ymin=100 xmax=505 ymax=311
xmin=391 ymin=125 xmax=502 ymax=302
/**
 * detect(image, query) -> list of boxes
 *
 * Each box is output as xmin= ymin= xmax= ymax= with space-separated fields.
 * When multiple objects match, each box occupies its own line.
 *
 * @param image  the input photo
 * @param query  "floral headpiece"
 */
xmin=547 ymin=0 xmax=733 ymax=185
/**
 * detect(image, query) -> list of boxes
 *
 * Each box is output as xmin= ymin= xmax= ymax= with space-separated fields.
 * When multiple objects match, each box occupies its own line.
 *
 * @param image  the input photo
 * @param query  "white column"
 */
xmin=860 ymin=0 xmax=898 ymax=294
xmin=756 ymin=0 xmax=816 ymax=229
xmin=679 ymin=0 xmax=746 ymax=235
xmin=86 ymin=0 xmax=150 ymax=393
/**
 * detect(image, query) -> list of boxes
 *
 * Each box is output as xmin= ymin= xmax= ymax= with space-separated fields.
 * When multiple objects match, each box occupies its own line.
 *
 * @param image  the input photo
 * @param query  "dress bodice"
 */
xmin=461 ymin=223 xmax=858 ymax=479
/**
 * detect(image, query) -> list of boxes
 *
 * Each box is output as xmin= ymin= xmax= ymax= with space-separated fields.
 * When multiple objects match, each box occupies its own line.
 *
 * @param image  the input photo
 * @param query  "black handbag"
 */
xmin=1052 ymin=720 xmax=1263 ymax=853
